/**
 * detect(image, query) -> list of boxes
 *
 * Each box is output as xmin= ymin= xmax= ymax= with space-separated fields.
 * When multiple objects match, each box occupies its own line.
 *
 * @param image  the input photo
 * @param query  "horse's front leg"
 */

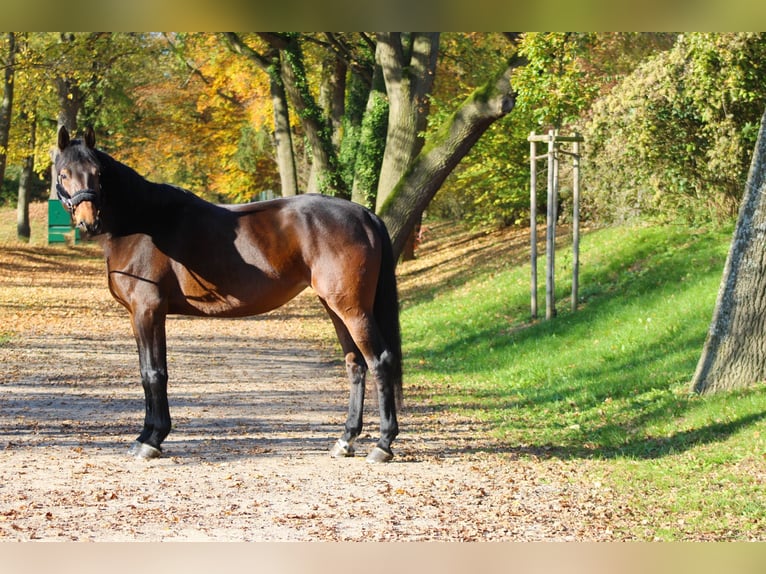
xmin=128 ymin=306 xmax=170 ymax=460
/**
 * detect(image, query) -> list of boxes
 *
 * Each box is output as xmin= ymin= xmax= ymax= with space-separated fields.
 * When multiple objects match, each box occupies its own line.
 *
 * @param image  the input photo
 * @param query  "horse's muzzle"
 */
xmin=77 ymin=218 xmax=102 ymax=235
xmin=72 ymin=202 xmax=102 ymax=235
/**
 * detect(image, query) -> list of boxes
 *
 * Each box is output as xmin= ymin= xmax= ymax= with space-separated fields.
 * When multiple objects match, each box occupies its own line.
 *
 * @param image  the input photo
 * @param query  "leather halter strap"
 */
xmin=56 ymin=183 xmax=100 ymax=212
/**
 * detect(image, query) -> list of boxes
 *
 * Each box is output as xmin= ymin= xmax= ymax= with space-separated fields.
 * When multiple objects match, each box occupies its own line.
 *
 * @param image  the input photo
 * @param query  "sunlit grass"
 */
xmin=400 ymin=222 xmax=766 ymax=539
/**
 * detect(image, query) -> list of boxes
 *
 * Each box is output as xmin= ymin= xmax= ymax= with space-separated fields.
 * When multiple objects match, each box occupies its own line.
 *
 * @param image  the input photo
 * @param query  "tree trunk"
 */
xmin=16 ymin=114 xmax=35 ymax=242
xmin=0 ymin=32 xmax=17 ymax=187
xmin=379 ymin=61 xmax=521 ymax=260
xmin=691 ymin=107 xmax=766 ymax=394
xmin=351 ymin=50 xmax=387 ymax=208
xmin=320 ymin=54 xmax=346 ymax=151
xmin=268 ymin=55 xmax=298 ymax=196
xmin=374 ymin=33 xmax=439 ymax=213
xmin=222 ymin=33 xmax=298 ymax=197
xmin=261 ymin=33 xmax=347 ymax=197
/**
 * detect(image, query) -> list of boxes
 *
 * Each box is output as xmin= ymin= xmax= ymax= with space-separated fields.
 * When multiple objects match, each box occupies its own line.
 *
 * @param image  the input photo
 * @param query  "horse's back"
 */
xmin=231 ymin=194 xmax=384 ymax=311
xmin=231 ymin=194 xmax=382 ymax=260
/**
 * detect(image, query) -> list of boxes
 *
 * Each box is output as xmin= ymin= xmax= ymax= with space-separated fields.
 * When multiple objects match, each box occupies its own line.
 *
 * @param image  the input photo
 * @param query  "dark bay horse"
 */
xmin=55 ymin=126 xmax=402 ymax=462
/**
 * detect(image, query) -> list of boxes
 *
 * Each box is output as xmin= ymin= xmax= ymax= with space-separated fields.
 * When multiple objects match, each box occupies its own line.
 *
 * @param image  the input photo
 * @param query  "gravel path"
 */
xmin=0 ymin=244 xmax=608 ymax=541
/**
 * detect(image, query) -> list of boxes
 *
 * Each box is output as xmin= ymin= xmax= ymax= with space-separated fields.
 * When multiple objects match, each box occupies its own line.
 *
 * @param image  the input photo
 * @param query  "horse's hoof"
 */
xmin=366 ymin=446 xmax=393 ymax=463
xmin=127 ymin=441 xmax=142 ymax=456
xmin=330 ymin=439 xmax=355 ymax=458
xmin=134 ymin=443 xmax=162 ymax=460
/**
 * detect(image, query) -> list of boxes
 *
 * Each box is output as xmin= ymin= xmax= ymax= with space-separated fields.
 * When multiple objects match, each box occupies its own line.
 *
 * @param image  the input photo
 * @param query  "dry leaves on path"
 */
xmin=0 ymin=243 xmax=620 ymax=541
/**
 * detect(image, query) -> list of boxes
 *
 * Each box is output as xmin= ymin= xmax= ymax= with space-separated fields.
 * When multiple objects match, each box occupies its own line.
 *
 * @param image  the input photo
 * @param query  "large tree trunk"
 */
xmin=0 ymin=32 xmax=17 ymax=187
xmin=351 ymin=48 xmax=387 ymax=208
xmin=319 ymin=54 xmax=346 ymax=151
xmin=374 ymin=33 xmax=439 ymax=213
xmin=379 ymin=61 xmax=521 ymax=260
xmin=691 ymin=108 xmax=766 ymax=394
xmin=16 ymin=114 xmax=35 ymax=242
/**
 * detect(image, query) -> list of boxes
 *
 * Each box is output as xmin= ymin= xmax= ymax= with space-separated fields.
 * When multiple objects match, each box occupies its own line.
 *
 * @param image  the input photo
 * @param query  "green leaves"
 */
xmin=582 ymin=33 xmax=766 ymax=225
xmin=514 ymin=33 xmax=598 ymax=130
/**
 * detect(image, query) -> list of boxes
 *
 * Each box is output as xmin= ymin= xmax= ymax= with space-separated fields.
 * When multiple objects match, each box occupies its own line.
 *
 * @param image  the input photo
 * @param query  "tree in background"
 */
xmin=582 ymin=33 xmax=766 ymax=225
xmin=118 ymin=33 xmax=281 ymax=203
xmin=430 ymin=33 xmax=673 ymax=228
xmin=220 ymin=32 xmax=524 ymax=259
xmin=220 ymin=33 xmax=298 ymax=197
xmin=1 ymin=33 xmax=17 ymax=193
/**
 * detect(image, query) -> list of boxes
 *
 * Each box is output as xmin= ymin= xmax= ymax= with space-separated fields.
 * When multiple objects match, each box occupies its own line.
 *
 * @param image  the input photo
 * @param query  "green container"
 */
xmin=48 ymin=199 xmax=80 ymax=244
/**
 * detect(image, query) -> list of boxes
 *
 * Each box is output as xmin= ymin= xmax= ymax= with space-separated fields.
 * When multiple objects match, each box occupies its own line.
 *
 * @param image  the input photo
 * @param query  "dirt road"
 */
xmin=0 ymin=243 xmax=607 ymax=541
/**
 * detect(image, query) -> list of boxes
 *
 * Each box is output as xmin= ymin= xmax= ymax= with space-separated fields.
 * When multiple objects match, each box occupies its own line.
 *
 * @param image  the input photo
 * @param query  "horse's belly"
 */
xmin=170 ymin=281 xmax=308 ymax=318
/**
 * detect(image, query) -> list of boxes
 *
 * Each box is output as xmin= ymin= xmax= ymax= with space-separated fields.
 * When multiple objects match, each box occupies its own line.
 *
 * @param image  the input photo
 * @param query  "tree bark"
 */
xmin=691 ymin=107 xmax=766 ymax=394
xmin=16 ymin=113 xmax=35 ymax=242
xmin=379 ymin=60 xmax=521 ymax=260
xmin=374 ymin=33 xmax=439 ymax=213
xmin=0 ymin=32 xmax=17 ymax=187
xmin=351 ymin=47 xmax=387 ymax=208
xmin=320 ymin=54 xmax=346 ymax=151
xmin=269 ymin=59 xmax=299 ymax=196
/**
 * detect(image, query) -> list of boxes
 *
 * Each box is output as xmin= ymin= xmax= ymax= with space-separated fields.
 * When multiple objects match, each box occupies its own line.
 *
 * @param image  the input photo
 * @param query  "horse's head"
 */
xmin=55 ymin=126 xmax=103 ymax=235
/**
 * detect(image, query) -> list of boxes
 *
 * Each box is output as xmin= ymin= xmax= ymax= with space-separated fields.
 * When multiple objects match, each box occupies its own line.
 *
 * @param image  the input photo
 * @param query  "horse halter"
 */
xmin=56 ymin=176 xmax=101 ymax=213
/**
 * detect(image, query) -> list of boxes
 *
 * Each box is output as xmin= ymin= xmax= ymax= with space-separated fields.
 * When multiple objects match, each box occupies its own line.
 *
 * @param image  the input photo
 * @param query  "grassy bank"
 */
xmin=399 ymin=221 xmax=765 ymax=540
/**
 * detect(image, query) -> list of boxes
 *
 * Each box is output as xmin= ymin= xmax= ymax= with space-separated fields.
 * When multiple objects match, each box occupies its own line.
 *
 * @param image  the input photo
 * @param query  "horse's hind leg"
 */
xmin=364 ymin=344 xmax=399 ymax=462
xmin=338 ymin=312 xmax=399 ymax=463
xmin=321 ymin=302 xmax=367 ymax=458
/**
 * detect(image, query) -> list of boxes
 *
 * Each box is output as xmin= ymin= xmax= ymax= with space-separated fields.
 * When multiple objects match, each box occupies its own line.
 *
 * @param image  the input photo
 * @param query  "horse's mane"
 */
xmin=95 ymin=148 xmax=206 ymax=210
xmin=90 ymin=147 xmax=216 ymax=237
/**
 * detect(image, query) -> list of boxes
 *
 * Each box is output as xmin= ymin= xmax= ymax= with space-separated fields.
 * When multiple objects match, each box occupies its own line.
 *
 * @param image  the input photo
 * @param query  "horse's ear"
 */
xmin=57 ymin=126 xmax=70 ymax=151
xmin=83 ymin=126 xmax=96 ymax=149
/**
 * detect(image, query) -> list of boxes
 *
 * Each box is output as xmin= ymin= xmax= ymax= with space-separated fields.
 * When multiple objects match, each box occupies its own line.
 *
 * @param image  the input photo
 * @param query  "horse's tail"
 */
xmin=372 ymin=215 xmax=403 ymax=409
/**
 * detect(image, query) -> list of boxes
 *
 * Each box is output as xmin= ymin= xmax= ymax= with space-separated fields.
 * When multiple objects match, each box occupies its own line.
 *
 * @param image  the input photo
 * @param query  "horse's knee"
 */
xmin=142 ymin=368 xmax=168 ymax=389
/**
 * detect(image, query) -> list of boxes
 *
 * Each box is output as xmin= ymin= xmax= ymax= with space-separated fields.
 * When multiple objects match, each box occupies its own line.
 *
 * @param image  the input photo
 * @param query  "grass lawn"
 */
xmin=398 ymin=220 xmax=765 ymax=540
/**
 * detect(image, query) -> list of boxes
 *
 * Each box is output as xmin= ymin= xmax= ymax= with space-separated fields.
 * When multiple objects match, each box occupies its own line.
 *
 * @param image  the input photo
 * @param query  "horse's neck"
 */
xmin=99 ymin=154 xmax=206 ymax=237
xmin=102 ymin=155 xmax=178 ymax=206
xmin=99 ymin=156 xmax=162 ymax=234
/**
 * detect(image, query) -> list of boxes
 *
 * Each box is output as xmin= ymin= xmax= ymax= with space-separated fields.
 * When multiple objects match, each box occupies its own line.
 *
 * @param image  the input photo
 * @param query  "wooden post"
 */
xmin=545 ymin=130 xmax=556 ymax=319
xmin=528 ymin=131 xmax=583 ymax=320
xmin=572 ymin=137 xmax=581 ymax=312
xmin=529 ymin=134 xmax=538 ymax=319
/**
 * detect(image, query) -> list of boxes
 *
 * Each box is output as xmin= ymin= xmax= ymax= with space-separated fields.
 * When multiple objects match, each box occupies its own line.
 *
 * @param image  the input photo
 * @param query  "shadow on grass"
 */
xmin=402 ymin=225 xmax=766 ymax=460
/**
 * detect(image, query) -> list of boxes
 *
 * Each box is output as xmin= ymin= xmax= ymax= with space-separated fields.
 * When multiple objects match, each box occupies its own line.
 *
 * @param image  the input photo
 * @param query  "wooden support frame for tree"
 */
xmin=528 ymin=130 xmax=583 ymax=320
